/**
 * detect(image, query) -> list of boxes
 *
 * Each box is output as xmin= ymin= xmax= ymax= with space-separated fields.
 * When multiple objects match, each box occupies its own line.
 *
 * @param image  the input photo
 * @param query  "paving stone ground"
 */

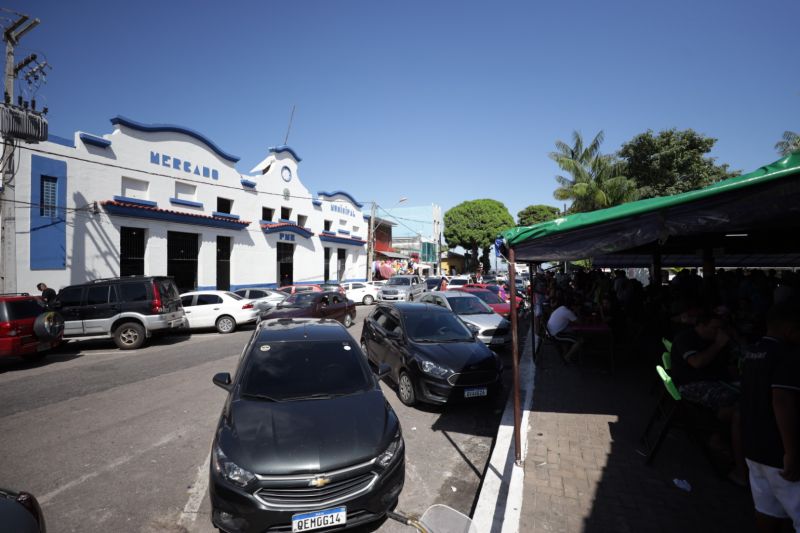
xmin=519 ymin=339 xmax=755 ymax=533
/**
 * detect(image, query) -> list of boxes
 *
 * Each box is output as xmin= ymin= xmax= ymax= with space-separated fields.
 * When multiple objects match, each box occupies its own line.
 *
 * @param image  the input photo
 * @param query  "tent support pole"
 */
xmin=703 ymin=246 xmax=715 ymax=305
xmin=509 ymin=248 xmax=522 ymax=465
xmin=650 ymin=247 xmax=662 ymax=291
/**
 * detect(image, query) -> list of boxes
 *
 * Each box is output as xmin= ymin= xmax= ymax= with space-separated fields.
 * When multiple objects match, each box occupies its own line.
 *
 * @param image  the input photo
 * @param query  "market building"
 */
xmin=3 ymin=116 xmax=368 ymax=293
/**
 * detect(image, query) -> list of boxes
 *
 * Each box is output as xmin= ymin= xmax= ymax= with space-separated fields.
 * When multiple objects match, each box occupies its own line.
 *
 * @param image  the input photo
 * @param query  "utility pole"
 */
xmin=1 ymin=12 xmax=40 ymax=293
xmin=367 ymin=201 xmax=376 ymax=281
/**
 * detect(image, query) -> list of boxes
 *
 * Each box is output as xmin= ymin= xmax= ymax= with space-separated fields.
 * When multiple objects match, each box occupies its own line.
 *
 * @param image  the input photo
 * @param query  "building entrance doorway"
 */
xmin=337 ymin=248 xmax=346 ymax=281
xmin=120 ymin=227 xmax=145 ymax=276
xmin=216 ymin=236 xmax=231 ymax=290
xmin=277 ymin=242 xmax=294 ymax=286
xmin=167 ymin=231 xmax=199 ymax=292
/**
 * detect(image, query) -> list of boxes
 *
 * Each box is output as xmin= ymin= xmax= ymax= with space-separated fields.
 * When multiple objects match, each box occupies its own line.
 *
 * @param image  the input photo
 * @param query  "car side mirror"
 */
xmin=376 ymin=363 xmax=391 ymax=379
xmin=212 ymin=372 xmax=232 ymax=391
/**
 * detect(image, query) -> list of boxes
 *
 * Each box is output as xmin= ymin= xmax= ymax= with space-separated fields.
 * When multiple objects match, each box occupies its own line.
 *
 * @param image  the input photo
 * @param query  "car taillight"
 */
xmin=242 ymin=303 xmax=254 ymax=309
xmin=151 ymin=281 xmax=164 ymax=313
xmin=0 ymin=321 xmax=17 ymax=336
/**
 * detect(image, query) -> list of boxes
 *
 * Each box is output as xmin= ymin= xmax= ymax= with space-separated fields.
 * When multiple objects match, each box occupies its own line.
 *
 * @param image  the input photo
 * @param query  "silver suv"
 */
xmin=378 ymin=275 xmax=426 ymax=302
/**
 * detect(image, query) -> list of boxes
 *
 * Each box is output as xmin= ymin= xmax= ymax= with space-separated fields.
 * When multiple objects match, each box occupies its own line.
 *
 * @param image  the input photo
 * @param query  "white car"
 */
xmin=180 ymin=290 xmax=259 ymax=333
xmin=447 ymin=276 xmax=471 ymax=289
xmin=233 ymin=287 xmax=287 ymax=313
xmin=341 ymin=281 xmax=379 ymax=305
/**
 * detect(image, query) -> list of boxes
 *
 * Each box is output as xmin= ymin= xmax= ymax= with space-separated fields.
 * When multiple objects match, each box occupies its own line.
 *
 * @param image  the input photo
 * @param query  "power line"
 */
xmin=11 ymin=141 xmax=369 ymax=207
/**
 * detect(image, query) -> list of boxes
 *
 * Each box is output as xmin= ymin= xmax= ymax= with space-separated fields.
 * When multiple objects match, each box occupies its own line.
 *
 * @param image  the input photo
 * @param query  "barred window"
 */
xmin=40 ymin=176 xmax=57 ymax=217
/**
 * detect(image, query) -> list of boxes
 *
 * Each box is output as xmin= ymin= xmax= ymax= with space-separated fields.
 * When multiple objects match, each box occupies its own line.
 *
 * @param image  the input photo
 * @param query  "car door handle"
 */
xmin=186 ymin=310 xmax=192 ymax=313
xmin=214 ymin=308 xmax=220 ymax=310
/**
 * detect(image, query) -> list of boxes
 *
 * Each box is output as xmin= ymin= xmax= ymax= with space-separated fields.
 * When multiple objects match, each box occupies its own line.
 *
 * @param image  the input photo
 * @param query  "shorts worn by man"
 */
xmin=741 ymin=308 xmax=800 ymax=530
xmin=671 ymin=315 xmax=738 ymax=411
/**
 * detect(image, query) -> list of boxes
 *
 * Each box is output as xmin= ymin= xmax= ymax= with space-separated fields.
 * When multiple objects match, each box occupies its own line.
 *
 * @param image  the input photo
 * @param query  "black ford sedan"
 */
xmin=361 ymin=303 xmax=503 ymax=406
xmin=209 ymin=319 xmax=404 ymax=533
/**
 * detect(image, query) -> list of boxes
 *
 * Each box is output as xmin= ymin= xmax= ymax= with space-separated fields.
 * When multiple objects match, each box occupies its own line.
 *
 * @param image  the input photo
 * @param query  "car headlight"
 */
xmin=213 ymin=445 xmax=256 ymax=488
xmin=419 ymin=359 xmax=451 ymax=378
xmin=376 ymin=432 xmax=404 ymax=469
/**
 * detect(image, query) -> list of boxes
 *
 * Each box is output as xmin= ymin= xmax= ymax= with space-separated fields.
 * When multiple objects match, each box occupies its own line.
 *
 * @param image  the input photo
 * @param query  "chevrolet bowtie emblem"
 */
xmin=309 ymin=476 xmax=332 ymax=488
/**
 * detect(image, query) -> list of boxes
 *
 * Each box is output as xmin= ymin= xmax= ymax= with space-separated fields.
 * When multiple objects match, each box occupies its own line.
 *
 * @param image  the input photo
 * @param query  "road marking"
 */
xmin=177 ymin=449 xmax=212 ymax=528
xmin=39 ymin=431 xmax=181 ymax=505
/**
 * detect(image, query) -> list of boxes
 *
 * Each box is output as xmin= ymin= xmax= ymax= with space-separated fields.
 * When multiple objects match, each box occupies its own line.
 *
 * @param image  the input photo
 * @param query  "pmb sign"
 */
xmin=279 ymin=233 xmax=296 ymax=242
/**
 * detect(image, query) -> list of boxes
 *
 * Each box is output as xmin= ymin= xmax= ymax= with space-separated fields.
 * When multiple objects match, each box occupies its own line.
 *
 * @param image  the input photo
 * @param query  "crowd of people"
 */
xmin=531 ymin=267 xmax=799 ymax=532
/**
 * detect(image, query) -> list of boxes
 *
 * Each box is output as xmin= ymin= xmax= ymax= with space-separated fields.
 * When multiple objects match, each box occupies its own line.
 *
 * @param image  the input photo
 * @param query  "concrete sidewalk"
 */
xmin=474 ymin=329 xmax=755 ymax=532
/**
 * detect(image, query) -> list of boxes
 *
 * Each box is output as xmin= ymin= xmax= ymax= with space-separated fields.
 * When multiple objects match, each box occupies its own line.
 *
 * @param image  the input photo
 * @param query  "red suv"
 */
xmin=0 ymin=294 xmax=64 ymax=361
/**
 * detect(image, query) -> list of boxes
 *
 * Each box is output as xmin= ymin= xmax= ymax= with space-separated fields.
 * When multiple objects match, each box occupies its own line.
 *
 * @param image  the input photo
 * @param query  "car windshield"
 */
xmin=446 ymin=296 xmax=494 ymax=315
xmin=386 ymin=277 xmax=411 ymax=286
xmin=282 ymin=293 xmax=318 ymax=307
xmin=241 ymin=340 xmax=372 ymax=400
xmin=448 ymin=278 xmax=468 ymax=286
xmin=471 ymin=291 xmax=504 ymax=305
xmin=225 ymin=292 xmax=243 ymax=300
xmin=403 ymin=311 xmax=473 ymax=343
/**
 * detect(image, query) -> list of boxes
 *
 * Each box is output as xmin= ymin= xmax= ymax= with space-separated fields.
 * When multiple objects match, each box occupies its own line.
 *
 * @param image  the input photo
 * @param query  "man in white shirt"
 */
xmin=547 ymin=299 xmax=583 ymax=363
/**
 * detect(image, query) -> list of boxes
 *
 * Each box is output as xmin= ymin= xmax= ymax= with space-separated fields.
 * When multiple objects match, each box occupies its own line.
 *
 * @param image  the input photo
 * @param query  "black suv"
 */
xmin=210 ymin=318 xmax=404 ymax=532
xmin=54 ymin=276 xmax=186 ymax=350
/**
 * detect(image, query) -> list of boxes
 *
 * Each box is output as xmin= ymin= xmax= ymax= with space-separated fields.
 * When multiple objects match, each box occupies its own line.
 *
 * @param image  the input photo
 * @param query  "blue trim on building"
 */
xmin=261 ymin=224 xmax=314 ymax=239
xmin=79 ymin=133 xmax=111 ymax=148
xmin=113 ymin=195 xmax=157 ymax=207
xmin=212 ymin=211 xmax=240 ymax=220
xmin=337 ymin=229 xmax=351 ymax=235
xmin=103 ymin=203 xmax=249 ymax=230
xmin=317 ymin=190 xmax=364 ymax=208
xmin=268 ymin=145 xmax=302 ymax=162
xmin=259 ymin=219 xmax=274 ymax=225
xmin=110 ymin=116 xmax=241 ymax=163
xmin=47 ymin=134 xmax=75 ymax=148
xmin=319 ymin=235 xmax=366 ymax=247
xmin=30 ymin=155 xmax=68 ymax=270
xmin=169 ymin=197 xmax=203 ymax=208
xmin=279 ymin=218 xmax=292 ymax=223
xmin=321 ymin=230 xmax=336 ymax=236
xmin=312 ymin=200 xmax=322 ymax=207
xmin=241 ymin=178 xmax=257 ymax=188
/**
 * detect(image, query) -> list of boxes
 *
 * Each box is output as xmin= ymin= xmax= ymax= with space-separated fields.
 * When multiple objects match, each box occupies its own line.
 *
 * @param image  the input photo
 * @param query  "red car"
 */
xmin=464 ymin=283 xmax=525 ymax=308
xmin=277 ymin=284 xmax=323 ymax=295
xmin=455 ymin=287 xmax=513 ymax=318
xmin=0 ymin=294 xmax=64 ymax=361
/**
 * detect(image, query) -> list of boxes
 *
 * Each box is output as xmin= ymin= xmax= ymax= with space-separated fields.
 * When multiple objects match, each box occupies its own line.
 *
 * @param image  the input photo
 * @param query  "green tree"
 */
xmin=618 ymin=129 xmax=738 ymax=199
xmin=550 ymin=130 xmax=638 ymax=213
xmin=444 ymin=199 xmax=515 ymax=272
xmin=775 ymin=130 xmax=800 ymax=156
xmin=517 ymin=204 xmax=560 ymax=226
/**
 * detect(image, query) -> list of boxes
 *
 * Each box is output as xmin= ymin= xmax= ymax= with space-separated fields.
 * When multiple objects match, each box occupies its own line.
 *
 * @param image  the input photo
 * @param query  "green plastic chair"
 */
xmin=638 ymin=365 xmax=682 ymax=462
xmin=656 ymin=365 xmax=681 ymax=401
xmin=661 ymin=351 xmax=672 ymax=372
xmin=662 ymin=338 xmax=672 ymax=353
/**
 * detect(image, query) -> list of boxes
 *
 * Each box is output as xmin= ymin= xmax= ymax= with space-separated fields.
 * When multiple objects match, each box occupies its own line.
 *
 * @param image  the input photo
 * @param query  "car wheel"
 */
xmin=362 ymin=295 xmax=374 ymax=305
xmin=343 ymin=314 xmax=353 ymax=328
xmin=113 ymin=322 xmax=146 ymax=350
xmin=216 ymin=315 xmax=236 ymax=334
xmin=398 ymin=371 xmax=417 ymax=406
xmin=33 ymin=311 xmax=64 ymax=341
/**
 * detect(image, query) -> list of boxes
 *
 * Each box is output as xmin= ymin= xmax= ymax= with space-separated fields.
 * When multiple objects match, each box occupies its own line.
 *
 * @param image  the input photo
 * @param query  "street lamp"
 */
xmin=367 ymin=197 xmax=407 ymax=281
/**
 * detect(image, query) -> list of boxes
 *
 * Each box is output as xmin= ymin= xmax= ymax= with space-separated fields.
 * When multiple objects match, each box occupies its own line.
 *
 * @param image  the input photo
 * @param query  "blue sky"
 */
xmin=7 ymin=0 xmax=799 ymax=221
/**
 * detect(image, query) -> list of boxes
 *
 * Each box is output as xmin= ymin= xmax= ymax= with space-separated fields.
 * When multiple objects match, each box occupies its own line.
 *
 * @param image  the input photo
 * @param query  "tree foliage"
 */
xmin=443 ymin=199 xmax=515 ymax=267
xmin=618 ymin=129 xmax=738 ymax=199
xmin=550 ymin=130 xmax=638 ymax=213
xmin=517 ymin=204 xmax=560 ymax=226
xmin=775 ymin=130 xmax=800 ymax=156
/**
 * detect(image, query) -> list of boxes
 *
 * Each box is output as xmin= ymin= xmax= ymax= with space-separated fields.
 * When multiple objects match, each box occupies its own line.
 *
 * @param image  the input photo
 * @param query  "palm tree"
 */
xmin=775 ymin=131 xmax=800 ymax=156
xmin=550 ymin=131 xmax=637 ymax=213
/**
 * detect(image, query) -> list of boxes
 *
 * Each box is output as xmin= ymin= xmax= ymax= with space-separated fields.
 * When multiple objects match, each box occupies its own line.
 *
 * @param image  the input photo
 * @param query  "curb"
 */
xmin=473 ymin=328 xmax=536 ymax=533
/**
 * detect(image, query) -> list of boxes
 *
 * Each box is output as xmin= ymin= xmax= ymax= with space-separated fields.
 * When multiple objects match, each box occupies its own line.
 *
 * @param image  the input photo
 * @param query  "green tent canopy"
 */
xmin=502 ymin=153 xmax=800 ymax=264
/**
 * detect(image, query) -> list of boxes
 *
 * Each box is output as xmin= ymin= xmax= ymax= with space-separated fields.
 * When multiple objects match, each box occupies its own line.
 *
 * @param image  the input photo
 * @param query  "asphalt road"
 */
xmin=0 ymin=305 xmax=514 ymax=532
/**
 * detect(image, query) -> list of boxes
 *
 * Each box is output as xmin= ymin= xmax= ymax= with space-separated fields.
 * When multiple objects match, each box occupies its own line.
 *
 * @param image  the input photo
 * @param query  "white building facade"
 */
xmin=4 ymin=116 xmax=368 ymax=293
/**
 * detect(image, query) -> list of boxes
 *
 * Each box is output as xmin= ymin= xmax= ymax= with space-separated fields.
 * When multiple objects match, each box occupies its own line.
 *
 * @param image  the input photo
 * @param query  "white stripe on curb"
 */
xmin=473 ymin=328 xmax=536 ymax=533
